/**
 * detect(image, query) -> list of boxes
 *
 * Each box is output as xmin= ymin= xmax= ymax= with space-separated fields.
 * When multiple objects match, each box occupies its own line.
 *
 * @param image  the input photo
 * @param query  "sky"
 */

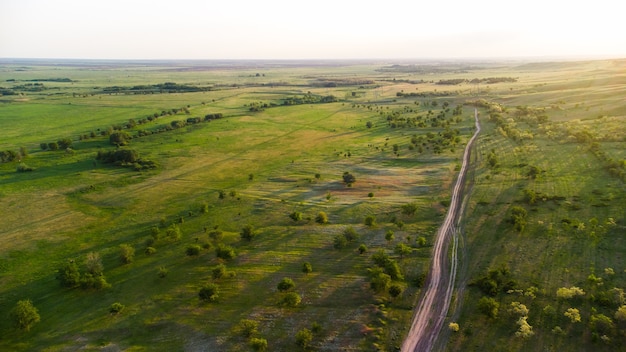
xmin=1 ymin=0 xmax=625 ymax=60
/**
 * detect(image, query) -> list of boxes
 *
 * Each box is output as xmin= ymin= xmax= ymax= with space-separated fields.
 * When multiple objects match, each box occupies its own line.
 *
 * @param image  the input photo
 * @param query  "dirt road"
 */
xmin=401 ymin=109 xmax=480 ymax=352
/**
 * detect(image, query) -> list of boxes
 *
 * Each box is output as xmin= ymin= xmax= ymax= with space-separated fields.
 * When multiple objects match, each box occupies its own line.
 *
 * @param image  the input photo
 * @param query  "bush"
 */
xmin=109 ymin=302 xmax=125 ymax=314
xmin=240 ymin=225 xmax=256 ymax=241
xmin=145 ymin=247 xmax=157 ymax=255
xmin=315 ymin=211 xmax=328 ymax=224
xmin=295 ymin=328 xmax=313 ymax=349
xmin=389 ymin=283 xmax=404 ymax=298
xmin=212 ymin=264 xmax=235 ymax=280
xmin=119 ymin=244 xmax=135 ymax=264
xmin=449 ymin=322 xmax=460 ymax=332
xmin=235 ymin=319 xmax=258 ymax=337
xmin=186 ymin=244 xmax=202 ymax=256
xmin=333 ymin=234 xmax=348 ymax=249
xmin=342 ymin=171 xmax=356 ymax=186
xmin=199 ymin=283 xmax=220 ymax=302
xmin=10 ymin=300 xmax=40 ymax=331
xmin=215 ymin=244 xmax=236 ymax=260
xmin=302 ymin=262 xmax=313 ymax=274
xmin=282 ymin=292 xmax=302 ymax=307
xmin=358 ymin=244 xmax=368 ymax=254
xmin=277 ymin=277 xmax=295 ymax=292
xmin=289 ymin=211 xmax=303 ymax=222
xmin=165 ymin=224 xmax=182 ymax=241
xmin=57 ymin=259 xmax=81 ymax=288
xmin=478 ymin=296 xmax=499 ymax=318
xmin=250 ymin=337 xmax=268 ymax=352
xmin=157 ymin=266 xmax=168 ymax=278
xmin=109 ymin=131 xmax=131 ymax=146
xmin=16 ymin=163 xmax=34 ymax=172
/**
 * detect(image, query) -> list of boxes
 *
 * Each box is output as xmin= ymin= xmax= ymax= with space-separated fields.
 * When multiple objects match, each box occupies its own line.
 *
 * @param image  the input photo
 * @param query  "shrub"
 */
xmin=342 ymin=226 xmax=359 ymax=242
xmin=215 ymin=244 xmax=236 ymax=260
xmin=240 ymin=225 xmax=256 ymax=241
xmin=556 ymin=286 xmax=585 ymax=299
xmin=57 ymin=259 xmax=81 ymax=288
xmin=282 ymin=292 xmax=302 ymax=307
xmin=333 ymin=234 xmax=348 ymax=249
xmin=564 ymin=308 xmax=581 ymax=323
xmin=186 ymin=244 xmax=202 ymax=256
xmin=295 ymin=328 xmax=313 ymax=349
xmin=199 ymin=283 xmax=219 ymax=302
xmin=302 ymin=262 xmax=312 ymax=274
xmin=277 ymin=277 xmax=295 ymax=292
xmin=157 ymin=266 xmax=168 ymax=278
xmin=212 ymin=264 xmax=227 ymax=279
xmin=208 ymin=230 xmax=223 ymax=242
xmin=478 ymin=296 xmax=499 ymax=318
xmin=515 ymin=316 xmax=534 ymax=338
xmin=10 ymin=300 xmax=40 ymax=331
xmin=358 ymin=244 xmax=368 ymax=254
xmin=389 ymin=283 xmax=404 ymax=298
xmin=250 ymin=337 xmax=268 ymax=352
xmin=401 ymin=202 xmax=419 ymax=216
xmin=119 ymin=244 xmax=135 ymax=264
xmin=315 ymin=211 xmax=328 ymax=224
xmin=165 ymin=224 xmax=182 ymax=241
xmin=145 ymin=247 xmax=157 ymax=255
xmin=364 ymin=215 xmax=376 ymax=227
xmin=342 ymin=172 xmax=356 ymax=186
xmin=449 ymin=322 xmax=460 ymax=332
xmin=109 ymin=302 xmax=125 ymax=314
xmin=289 ymin=211 xmax=303 ymax=222
xmin=235 ymin=319 xmax=258 ymax=337
xmin=16 ymin=163 xmax=34 ymax=172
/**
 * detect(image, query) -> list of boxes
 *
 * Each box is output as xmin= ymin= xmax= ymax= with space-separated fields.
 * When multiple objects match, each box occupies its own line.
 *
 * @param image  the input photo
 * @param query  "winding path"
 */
xmin=401 ymin=109 xmax=480 ymax=352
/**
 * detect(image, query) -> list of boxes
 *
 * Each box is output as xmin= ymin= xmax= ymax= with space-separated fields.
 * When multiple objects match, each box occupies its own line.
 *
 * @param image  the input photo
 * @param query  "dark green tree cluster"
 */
xmin=56 ymin=255 xmax=111 ymax=291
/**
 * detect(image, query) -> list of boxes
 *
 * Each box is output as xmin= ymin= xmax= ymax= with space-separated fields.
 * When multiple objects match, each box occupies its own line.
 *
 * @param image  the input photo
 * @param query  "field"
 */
xmin=0 ymin=58 xmax=624 ymax=351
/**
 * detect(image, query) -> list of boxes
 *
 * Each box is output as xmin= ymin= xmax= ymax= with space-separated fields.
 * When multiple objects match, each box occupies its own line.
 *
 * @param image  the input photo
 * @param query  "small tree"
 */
xmin=235 ymin=319 xmax=258 ymax=337
xmin=478 ymin=296 xmax=499 ymax=319
xmin=295 ymin=328 xmax=313 ymax=349
xmin=186 ymin=244 xmax=202 ymax=256
xmin=302 ymin=262 xmax=313 ymax=274
xmin=10 ymin=300 xmax=40 ymax=331
xmin=315 ymin=211 xmax=328 ymax=224
xmin=240 ymin=225 xmax=257 ymax=241
xmin=395 ymin=243 xmax=412 ymax=259
xmin=109 ymin=302 xmax=125 ymax=314
xmin=57 ymin=259 xmax=81 ymax=288
xmin=389 ymin=283 xmax=404 ymax=298
xmin=199 ymin=283 xmax=220 ymax=302
xmin=364 ymin=215 xmax=376 ymax=227
xmin=282 ymin=292 xmax=302 ymax=307
xmin=250 ymin=337 xmax=268 ymax=352
xmin=342 ymin=172 xmax=356 ymax=186
xmin=119 ymin=244 xmax=135 ymax=264
xmin=289 ymin=211 xmax=303 ymax=222
xmin=277 ymin=277 xmax=295 ymax=292
xmin=358 ymin=244 xmax=368 ymax=254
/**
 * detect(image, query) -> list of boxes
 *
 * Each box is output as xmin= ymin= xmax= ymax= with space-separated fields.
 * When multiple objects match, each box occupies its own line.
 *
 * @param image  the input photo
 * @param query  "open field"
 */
xmin=1 ymin=58 xmax=624 ymax=351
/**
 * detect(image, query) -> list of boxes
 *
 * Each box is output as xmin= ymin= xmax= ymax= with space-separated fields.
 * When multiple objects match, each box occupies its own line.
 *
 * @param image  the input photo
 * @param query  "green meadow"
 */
xmin=0 ymin=59 xmax=624 ymax=351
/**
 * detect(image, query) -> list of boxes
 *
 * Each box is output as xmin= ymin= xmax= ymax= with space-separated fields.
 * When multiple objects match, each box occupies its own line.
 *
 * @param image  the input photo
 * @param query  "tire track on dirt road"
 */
xmin=402 ymin=109 xmax=480 ymax=352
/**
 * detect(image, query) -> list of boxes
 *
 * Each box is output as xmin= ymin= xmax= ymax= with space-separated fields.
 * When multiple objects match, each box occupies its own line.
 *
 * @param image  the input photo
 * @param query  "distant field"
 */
xmin=0 ymin=59 xmax=624 ymax=351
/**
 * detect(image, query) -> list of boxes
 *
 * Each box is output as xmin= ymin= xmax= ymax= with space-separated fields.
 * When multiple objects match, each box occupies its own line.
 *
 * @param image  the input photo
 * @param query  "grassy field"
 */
xmin=0 ymin=58 xmax=624 ymax=351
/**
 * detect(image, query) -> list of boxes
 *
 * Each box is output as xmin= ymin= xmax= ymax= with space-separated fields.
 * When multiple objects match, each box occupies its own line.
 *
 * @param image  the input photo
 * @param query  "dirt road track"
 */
xmin=401 ymin=109 xmax=480 ymax=352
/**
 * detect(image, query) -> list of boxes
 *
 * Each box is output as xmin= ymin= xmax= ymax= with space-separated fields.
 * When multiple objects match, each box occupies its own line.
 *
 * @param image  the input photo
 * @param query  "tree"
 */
xmin=85 ymin=252 xmax=103 ymax=275
xmin=109 ymin=302 xmax=125 ymax=314
xmin=119 ymin=244 xmax=135 ymax=264
xmin=358 ymin=244 xmax=368 ymax=254
xmin=48 ymin=142 xmax=59 ymax=151
xmin=364 ymin=215 xmax=376 ymax=227
xmin=199 ymin=283 xmax=219 ymax=302
xmin=57 ymin=259 xmax=81 ymax=288
xmin=395 ymin=243 xmax=412 ymax=259
xmin=366 ymin=121 xmax=373 ymax=128
xmin=57 ymin=138 xmax=73 ymax=149
xmin=109 ymin=131 xmax=131 ymax=146
xmin=564 ymin=308 xmax=581 ymax=323
xmin=389 ymin=283 xmax=404 ymax=298
xmin=302 ymin=262 xmax=313 ymax=274
xmin=370 ymin=271 xmax=391 ymax=292
xmin=342 ymin=226 xmax=359 ymax=242
xmin=315 ymin=211 xmax=328 ymax=224
xmin=556 ymin=286 xmax=585 ymax=299
xmin=478 ymin=296 xmax=499 ymax=318
xmin=186 ymin=244 xmax=202 ymax=256
xmin=10 ymin=300 xmax=40 ymax=331
xmin=508 ymin=206 xmax=527 ymax=232
xmin=385 ymin=230 xmax=394 ymax=243
xmin=250 ymin=337 xmax=268 ymax=352
xmin=240 ymin=225 xmax=257 ymax=241
xmin=166 ymin=224 xmax=182 ymax=241
xmin=235 ymin=319 xmax=258 ymax=337
xmin=401 ymin=202 xmax=419 ymax=216
xmin=215 ymin=244 xmax=236 ymax=260
xmin=515 ymin=316 xmax=534 ymax=338
xmin=342 ymin=172 xmax=356 ymax=186
xmin=615 ymin=305 xmax=626 ymax=323
xmin=333 ymin=234 xmax=348 ymax=249
xmin=277 ymin=277 xmax=295 ymax=292
xmin=295 ymin=328 xmax=313 ymax=349
xmin=282 ymin=292 xmax=302 ymax=307
xmin=289 ymin=211 xmax=303 ymax=222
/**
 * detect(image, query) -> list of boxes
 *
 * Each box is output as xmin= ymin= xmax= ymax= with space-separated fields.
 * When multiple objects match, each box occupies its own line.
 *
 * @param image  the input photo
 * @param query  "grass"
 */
xmin=1 ymin=58 xmax=624 ymax=351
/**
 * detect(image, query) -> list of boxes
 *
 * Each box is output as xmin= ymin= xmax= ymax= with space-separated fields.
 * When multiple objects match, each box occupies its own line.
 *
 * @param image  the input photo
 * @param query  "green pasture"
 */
xmin=0 ymin=58 xmax=624 ymax=351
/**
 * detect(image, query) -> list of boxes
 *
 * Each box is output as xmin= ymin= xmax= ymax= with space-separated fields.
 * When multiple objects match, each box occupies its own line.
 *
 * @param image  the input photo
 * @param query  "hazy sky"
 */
xmin=1 ymin=0 xmax=625 ymax=60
